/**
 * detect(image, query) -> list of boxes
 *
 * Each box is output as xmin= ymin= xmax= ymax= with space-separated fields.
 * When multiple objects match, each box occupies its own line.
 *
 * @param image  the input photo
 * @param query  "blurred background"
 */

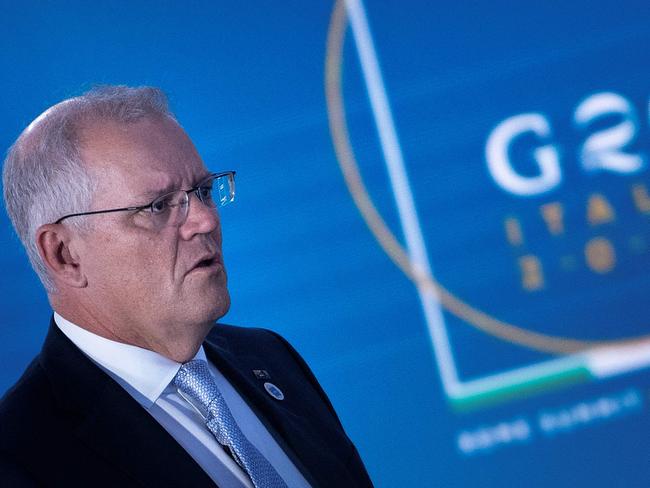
xmin=2 ymin=1 xmax=650 ymax=486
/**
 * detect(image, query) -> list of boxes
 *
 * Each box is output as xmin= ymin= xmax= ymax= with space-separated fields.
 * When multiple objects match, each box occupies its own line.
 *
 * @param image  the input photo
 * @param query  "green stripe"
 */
xmin=450 ymin=365 xmax=592 ymax=412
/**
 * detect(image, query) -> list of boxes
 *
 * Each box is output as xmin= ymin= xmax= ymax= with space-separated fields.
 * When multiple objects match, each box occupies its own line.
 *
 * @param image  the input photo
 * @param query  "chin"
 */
xmin=210 ymin=293 xmax=231 ymax=322
xmin=198 ymin=287 xmax=231 ymax=323
xmin=179 ymin=274 xmax=230 ymax=323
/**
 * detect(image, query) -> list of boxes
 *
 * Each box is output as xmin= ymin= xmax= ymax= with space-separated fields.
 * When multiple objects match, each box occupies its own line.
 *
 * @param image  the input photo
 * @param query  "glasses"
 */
xmin=55 ymin=171 xmax=236 ymax=229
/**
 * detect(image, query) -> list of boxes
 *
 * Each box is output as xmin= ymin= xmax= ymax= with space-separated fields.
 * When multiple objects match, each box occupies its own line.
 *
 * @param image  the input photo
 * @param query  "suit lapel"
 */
xmin=204 ymin=333 xmax=333 ymax=488
xmin=40 ymin=320 xmax=215 ymax=487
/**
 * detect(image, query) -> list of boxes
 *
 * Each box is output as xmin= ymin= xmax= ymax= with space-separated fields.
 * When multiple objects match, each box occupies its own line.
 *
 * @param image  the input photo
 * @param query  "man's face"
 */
xmin=72 ymin=115 xmax=230 ymax=353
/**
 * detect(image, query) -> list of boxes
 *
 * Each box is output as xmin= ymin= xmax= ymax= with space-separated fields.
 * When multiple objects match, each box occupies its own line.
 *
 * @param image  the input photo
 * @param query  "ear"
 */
xmin=36 ymin=224 xmax=88 ymax=288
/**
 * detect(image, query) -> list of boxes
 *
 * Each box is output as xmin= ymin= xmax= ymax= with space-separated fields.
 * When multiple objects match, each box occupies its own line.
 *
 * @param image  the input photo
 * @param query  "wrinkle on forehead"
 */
xmin=134 ymin=171 xmax=181 ymax=200
xmin=79 ymin=116 xmax=206 ymax=207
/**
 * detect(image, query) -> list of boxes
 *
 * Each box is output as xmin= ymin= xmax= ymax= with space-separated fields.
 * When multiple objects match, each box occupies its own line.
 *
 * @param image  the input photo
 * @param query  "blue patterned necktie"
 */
xmin=174 ymin=360 xmax=288 ymax=488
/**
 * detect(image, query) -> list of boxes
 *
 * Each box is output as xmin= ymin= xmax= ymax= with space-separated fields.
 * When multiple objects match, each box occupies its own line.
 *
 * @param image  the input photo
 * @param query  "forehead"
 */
xmin=79 ymin=116 xmax=206 ymax=202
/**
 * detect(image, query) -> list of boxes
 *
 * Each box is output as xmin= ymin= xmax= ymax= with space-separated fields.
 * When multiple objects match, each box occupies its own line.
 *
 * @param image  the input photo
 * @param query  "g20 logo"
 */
xmin=485 ymin=91 xmax=650 ymax=291
xmin=486 ymin=91 xmax=646 ymax=196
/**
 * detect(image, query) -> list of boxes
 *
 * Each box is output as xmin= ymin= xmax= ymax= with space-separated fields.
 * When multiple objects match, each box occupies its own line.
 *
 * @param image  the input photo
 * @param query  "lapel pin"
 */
xmin=253 ymin=369 xmax=271 ymax=380
xmin=264 ymin=382 xmax=285 ymax=401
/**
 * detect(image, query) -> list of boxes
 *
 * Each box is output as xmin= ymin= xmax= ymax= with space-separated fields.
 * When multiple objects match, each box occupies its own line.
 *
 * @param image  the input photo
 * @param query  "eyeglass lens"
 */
xmin=149 ymin=173 xmax=235 ymax=229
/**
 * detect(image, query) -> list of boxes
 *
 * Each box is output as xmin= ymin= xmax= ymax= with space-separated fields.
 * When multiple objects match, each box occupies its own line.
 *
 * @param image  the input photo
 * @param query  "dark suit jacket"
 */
xmin=0 ymin=319 xmax=373 ymax=487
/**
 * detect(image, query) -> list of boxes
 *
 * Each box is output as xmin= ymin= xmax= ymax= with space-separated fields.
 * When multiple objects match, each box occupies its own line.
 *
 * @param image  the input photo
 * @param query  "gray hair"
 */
xmin=3 ymin=85 xmax=174 ymax=292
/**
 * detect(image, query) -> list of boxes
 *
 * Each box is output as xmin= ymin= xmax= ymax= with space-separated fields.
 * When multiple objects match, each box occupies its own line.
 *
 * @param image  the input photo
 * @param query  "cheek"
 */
xmin=84 ymin=231 xmax=175 ymax=294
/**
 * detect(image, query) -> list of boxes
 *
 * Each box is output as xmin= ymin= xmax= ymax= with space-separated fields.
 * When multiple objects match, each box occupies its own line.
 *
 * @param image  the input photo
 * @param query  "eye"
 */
xmin=150 ymin=195 xmax=173 ymax=214
xmin=196 ymin=184 xmax=213 ymax=202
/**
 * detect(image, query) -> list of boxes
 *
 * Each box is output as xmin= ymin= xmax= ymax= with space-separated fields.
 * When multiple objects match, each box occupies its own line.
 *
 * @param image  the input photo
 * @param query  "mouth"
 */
xmin=195 ymin=257 xmax=216 ymax=268
xmin=189 ymin=254 xmax=223 ymax=274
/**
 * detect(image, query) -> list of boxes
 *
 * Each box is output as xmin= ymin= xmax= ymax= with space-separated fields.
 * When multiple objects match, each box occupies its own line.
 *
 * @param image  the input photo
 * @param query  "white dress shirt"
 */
xmin=54 ymin=312 xmax=311 ymax=488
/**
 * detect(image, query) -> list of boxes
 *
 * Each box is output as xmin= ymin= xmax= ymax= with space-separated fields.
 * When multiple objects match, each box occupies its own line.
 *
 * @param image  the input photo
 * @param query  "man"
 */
xmin=0 ymin=86 xmax=372 ymax=487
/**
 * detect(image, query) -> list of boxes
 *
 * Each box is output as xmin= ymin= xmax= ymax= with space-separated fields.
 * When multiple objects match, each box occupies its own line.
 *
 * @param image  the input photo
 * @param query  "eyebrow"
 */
xmin=135 ymin=173 xmax=212 ymax=202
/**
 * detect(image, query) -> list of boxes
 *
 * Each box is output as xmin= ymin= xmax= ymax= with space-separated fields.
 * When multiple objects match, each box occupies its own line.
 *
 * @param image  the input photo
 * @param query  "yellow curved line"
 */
xmin=324 ymin=0 xmax=648 ymax=354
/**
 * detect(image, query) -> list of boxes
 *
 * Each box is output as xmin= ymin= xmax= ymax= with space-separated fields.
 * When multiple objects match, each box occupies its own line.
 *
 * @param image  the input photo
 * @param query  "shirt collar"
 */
xmin=54 ymin=312 xmax=207 ymax=407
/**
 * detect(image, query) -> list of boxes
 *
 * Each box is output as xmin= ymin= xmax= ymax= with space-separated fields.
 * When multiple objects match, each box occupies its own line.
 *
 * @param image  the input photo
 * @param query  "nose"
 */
xmin=178 ymin=192 xmax=220 ymax=240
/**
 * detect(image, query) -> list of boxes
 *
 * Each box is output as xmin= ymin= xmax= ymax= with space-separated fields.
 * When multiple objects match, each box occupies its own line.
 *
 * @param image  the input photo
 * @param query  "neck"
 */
xmin=50 ymin=295 xmax=211 ymax=362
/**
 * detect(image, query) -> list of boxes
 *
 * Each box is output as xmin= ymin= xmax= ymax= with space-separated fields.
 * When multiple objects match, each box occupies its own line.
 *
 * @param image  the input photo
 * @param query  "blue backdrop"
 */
xmin=2 ymin=1 xmax=650 ymax=486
